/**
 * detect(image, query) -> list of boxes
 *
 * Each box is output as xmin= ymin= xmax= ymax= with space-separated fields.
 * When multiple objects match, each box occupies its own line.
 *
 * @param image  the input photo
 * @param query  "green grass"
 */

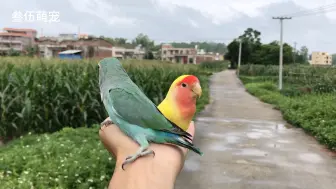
xmin=239 ymin=64 xmax=336 ymax=151
xmin=0 ymin=126 xmax=114 ymax=189
xmin=0 ymin=57 xmax=227 ymax=188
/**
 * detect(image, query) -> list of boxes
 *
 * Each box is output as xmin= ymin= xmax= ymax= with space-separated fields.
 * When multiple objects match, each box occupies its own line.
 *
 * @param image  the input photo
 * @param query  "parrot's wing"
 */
xmin=108 ymin=88 xmax=192 ymax=139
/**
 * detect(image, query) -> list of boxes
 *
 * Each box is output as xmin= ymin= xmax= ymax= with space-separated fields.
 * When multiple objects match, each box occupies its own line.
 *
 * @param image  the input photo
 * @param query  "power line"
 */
xmin=280 ymin=2 xmax=336 ymax=18
xmin=291 ymin=8 xmax=336 ymax=18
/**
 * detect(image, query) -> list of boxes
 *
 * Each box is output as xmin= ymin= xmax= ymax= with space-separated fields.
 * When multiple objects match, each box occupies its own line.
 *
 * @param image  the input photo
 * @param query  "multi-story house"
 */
xmin=310 ymin=51 xmax=332 ymax=66
xmin=161 ymin=44 xmax=197 ymax=64
xmin=0 ymin=28 xmax=37 ymax=53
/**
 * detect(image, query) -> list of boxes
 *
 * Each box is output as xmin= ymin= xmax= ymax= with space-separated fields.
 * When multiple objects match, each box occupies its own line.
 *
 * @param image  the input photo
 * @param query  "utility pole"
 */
xmin=293 ymin=42 xmax=297 ymax=64
xmin=237 ymin=38 xmax=242 ymax=76
xmin=272 ymin=16 xmax=292 ymax=90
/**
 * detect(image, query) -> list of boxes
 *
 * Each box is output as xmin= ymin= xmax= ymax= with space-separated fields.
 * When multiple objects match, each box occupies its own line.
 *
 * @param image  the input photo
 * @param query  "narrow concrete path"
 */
xmin=175 ymin=70 xmax=336 ymax=189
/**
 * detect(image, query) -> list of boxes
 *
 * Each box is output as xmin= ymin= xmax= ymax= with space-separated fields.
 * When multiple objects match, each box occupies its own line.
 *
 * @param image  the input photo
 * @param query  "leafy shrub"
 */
xmin=239 ymin=64 xmax=336 ymax=94
xmin=199 ymin=60 xmax=228 ymax=72
xmin=0 ymin=126 xmax=115 ymax=189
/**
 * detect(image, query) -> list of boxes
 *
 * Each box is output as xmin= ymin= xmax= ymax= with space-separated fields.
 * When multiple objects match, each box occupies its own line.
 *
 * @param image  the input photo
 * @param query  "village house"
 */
xmin=0 ymin=28 xmax=37 ymax=54
xmin=310 ymin=51 xmax=332 ymax=66
xmin=37 ymin=34 xmax=145 ymax=59
xmin=161 ymin=44 xmax=197 ymax=64
xmin=160 ymin=44 xmax=224 ymax=64
xmin=0 ymin=27 xmax=145 ymax=59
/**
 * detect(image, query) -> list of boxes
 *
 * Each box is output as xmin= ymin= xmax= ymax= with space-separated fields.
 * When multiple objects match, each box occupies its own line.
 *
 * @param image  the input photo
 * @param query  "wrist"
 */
xmin=110 ymin=145 xmax=181 ymax=189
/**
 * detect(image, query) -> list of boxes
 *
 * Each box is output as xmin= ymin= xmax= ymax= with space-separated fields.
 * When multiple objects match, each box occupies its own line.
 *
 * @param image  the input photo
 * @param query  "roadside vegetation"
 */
xmin=0 ymin=57 xmax=228 ymax=188
xmin=239 ymin=64 xmax=336 ymax=151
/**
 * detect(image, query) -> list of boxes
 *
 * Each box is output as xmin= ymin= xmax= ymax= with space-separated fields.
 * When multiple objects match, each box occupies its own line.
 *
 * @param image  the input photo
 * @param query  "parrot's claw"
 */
xmin=122 ymin=149 xmax=155 ymax=170
xmin=100 ymin=119 xmax=113 ymax=127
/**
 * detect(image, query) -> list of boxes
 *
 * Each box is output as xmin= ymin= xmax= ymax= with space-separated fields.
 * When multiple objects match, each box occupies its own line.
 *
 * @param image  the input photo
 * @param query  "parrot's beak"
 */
xmin=191 ymin=82 xmax=202 ymax=99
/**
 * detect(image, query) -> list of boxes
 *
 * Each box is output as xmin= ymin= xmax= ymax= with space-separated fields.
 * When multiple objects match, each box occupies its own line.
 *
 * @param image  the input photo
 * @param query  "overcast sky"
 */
xmin=1 ymin=0 xmax=336 ymax=53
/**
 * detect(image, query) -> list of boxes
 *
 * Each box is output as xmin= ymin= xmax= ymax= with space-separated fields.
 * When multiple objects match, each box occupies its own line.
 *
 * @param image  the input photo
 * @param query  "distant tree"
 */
xmin=8 ymin=48 xmax=20 ymax=56
xmin=225 ymin=28 xmax=262 ymax=68
xmin=225 ymin=27 xmax=308 ymax=67
xmin=144 ymin=51 xmax=154 ymax=60
xmin=132 ymin=33 xmax=154 ymax=51
xmin=25 ymin=45 xmax=39 ymax=57
xmin=115 ymin=38 xmax=127 ymax=45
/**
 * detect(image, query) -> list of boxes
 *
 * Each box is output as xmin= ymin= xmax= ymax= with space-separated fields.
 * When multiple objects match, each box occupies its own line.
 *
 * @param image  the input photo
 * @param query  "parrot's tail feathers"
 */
xmin=159 ymin=129 xmax=193 ymax=141
xmin=175 ymin=137 xmax=204 ymax=156
xmin=162 ymin=133 xmax=203 ymax=156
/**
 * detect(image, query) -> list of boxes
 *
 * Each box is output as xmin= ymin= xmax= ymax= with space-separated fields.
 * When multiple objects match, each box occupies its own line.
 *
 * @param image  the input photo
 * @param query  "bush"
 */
xmin=0 ymin=126 xmax=114 ymax=189
xmin=239 ymin=64 xmax=336 ymax=93
xmin=199 ymin=60 xmax=229 ymax=72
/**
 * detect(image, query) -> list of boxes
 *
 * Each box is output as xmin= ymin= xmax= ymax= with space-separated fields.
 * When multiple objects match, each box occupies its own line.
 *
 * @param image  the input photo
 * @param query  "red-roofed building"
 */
xmin=0 ymin=28 xmax=37 ymax=53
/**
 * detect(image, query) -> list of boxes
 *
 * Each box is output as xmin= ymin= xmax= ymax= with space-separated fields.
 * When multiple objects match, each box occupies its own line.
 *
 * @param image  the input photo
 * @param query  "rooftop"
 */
xmin=0 ymin=32 xmax=30 ymax=37
xmin=3 ymin=28 xmax=37 ymax=32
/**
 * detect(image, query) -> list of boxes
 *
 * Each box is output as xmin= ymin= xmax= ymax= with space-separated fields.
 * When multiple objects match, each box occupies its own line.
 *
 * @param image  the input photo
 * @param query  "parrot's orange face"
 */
xmin=170 ymin=75 xmax=202 ymax=112
xmin=158 ymin=75 xmax=202 ymax=130
xmin=174 ymin=75 xmax=202 ymax=100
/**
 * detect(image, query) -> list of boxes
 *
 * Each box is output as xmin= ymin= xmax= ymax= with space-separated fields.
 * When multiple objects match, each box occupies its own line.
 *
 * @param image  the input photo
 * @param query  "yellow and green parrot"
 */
xmin=158 ymin=75 xmax=202 ymax=131
xmin=98 ymin=58 xmax=203 ymax=170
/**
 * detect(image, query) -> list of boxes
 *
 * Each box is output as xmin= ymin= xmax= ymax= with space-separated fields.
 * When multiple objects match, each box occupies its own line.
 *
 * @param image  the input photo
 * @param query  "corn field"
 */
xmin=0 ymin=57 xmax=226 ymax=141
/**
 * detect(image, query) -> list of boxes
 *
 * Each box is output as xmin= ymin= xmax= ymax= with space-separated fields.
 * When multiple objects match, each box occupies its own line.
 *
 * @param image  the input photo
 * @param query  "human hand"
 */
xmin=98 ymin=117 xmax=196 ymax=189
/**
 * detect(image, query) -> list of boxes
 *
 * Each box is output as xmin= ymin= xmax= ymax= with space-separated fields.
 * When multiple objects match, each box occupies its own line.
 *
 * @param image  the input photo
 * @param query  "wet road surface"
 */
xmin=175 ymin=70 xmax=336 ymax=189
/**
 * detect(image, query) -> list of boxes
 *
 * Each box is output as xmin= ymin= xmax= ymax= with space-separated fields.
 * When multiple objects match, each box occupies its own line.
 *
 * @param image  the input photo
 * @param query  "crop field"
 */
xmin=0 ymin=57 xmax=228 ymax=188
xmin=239 ymin=64 xmax=336 ymax=151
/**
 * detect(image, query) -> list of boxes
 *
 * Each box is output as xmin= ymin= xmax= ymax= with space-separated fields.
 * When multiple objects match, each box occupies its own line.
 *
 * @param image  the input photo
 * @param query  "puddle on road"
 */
xmin=207 ymin=132 xmax=241 ymax=144
xmin=276 ymin=139 xmax=292 ymax=144
xmin=273 ymin=123 xmax=293 ymax=134
xmin=246 ymin=180 xmax=301 ymax=188
xmin=210 ymin=143 xmax=232 ymax=151
xmin=246 ymin=131 xmax=273 ymax=139
xmin=208 ymin=132 xmax=226 ymax=138
xmin=227 ymin=136 xmax=240 ymax=143
xmin=246 ymin=132 xmax=264 ymax=139
xmin=298 ymin=153 xmax=323 ymax=164
xmin=235 ymin=148 xmax=268 ymax=157
xmin=183 ymin=158 xmax=201 ymax=172
xmin=266 ymin=143 xmax=281 ymax=148
xmin=196 ymin=117 xmax=280 ymax=125
xmin=211 ymin=175 xmax=241 ymax=184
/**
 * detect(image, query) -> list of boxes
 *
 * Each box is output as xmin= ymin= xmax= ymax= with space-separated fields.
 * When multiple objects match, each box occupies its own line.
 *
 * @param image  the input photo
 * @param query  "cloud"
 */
xmin=188 ymin=18 xmax=200 ymax=28
xmin=67 ymin=0 xmax=137 ymax=27
xmin=0 ymin=0 xmax=335 ymax=53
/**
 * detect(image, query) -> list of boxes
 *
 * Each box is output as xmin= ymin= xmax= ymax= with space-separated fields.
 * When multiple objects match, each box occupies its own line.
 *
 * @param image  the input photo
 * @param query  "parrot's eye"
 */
xmin=181 ymin=83 xmax=187 ymax=88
